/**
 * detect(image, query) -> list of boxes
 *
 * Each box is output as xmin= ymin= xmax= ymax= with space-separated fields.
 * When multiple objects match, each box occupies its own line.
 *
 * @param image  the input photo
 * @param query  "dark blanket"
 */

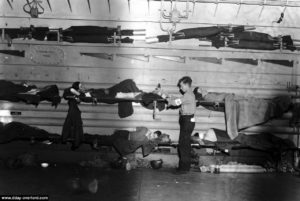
xmin=0 ymin=80 xmax=61 ymax=107
xmin=156 ymin=26 xmax=246 ymax=42
xmin=62 ymin=26 xmax=135 ymax=36
xmin=216 ymin=31 xmax=295 ymax=51
xmin=1 ymin=26 xmax=49 ymax=41
xmin=290 ymin=103 xmax=300 ymax=127
xmin=36 ymin=85 xmax=61 ymax=107
xmin=140 ymin=93 xmax=166 ymax=111
xmin=61 ymin=26 xmax=134 ymax=43
xmin=0 ymin=80 xmax=37 ymax=102
xmin=0 ymin=122 xmax=60 ymax=144
xmin=84 ymin=79 xmax=141 ymax=118
xmin=228 ymin=40 xmax=278 ymax=50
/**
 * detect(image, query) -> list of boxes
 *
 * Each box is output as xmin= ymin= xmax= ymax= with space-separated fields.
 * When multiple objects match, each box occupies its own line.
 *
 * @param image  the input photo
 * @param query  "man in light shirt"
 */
xmin=167 ymin=76 xmax=196 ymax=173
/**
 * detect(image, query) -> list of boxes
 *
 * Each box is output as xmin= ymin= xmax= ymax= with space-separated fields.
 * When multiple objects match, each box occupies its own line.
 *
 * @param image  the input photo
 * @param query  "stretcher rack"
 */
xmin=1 ymin=26 xmax=146 ymax=47
xmin=78 ymin=96 xmax=167 ymax=120
xmin=78 ymin=96 xmax=226 ymax=119
xmin=157 ymin=142 xmax=235 ymax=155
xmin=287 ymin=83 xmax=300 ymax=149
xmin=156 ymin=141 xmax=300 ymax=156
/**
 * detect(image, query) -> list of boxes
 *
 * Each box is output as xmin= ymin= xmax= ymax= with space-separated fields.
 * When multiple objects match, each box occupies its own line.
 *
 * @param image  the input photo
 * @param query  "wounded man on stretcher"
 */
xmin=0 ymin=80 xmax=61 ymax=107
xmin=63 ymin=79 xmax=166 ymax=118
xmin=84 ymin=127 xmax=171 ymax=157
xmin=0 ymin=122 xmax=171 ymax=157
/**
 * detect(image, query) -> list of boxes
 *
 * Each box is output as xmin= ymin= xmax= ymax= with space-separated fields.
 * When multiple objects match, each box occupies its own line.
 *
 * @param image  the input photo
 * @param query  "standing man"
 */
xmin=167 ymin=76 xmax=196 ymax=173
xmin=62 ymin=82 xmax=85 ymax=150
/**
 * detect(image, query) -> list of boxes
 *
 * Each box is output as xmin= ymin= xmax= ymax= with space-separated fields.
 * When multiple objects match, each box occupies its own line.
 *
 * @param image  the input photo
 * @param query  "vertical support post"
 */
xmin=128 ymin=0 xmax=131 ymax=13
xmin=113 ymin=32 xmax=116 ymax=45
xmin=153 ymin=100 xmax=157 ymax=119
xmin=1 ymin=28 xmax=4 ymax=41
xmin=293 ymin=60 xmax=300 ymax=149
xmin=107 ymin=0 xmax=111 ymax=13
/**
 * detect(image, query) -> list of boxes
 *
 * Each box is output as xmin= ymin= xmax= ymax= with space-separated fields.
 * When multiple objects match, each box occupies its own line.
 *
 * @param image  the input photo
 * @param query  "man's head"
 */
xmin=146 ymin=130 xmax=160 ymax=140
xmin=72 ymin=82 xmax=84 ymax=92
xmin=21 ymin=81 xmax=29 ymax=87
xmin=147 ymin=130 xmax=171 ymax=143
xmin=177 ymin=76 xmax=192 ymax=93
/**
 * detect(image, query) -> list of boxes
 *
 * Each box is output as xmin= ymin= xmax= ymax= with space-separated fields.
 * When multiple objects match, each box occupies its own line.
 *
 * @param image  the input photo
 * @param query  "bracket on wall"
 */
xmin=0 ymin=50 xmax=25 ymax=57
xmin=225 ymin=58 xmax=258 ymax=65
xmin=128 ymin=0 xmax=131 ymax=13
xmin=107 ymin=0 xmax=111 ymax=13
xmin=80 ymin=52 xmax=114 ymax=61
xmin=67 ymin=0 xmax=72 ymax=12
xmin=190 ymin=56 xmax=222 ymax=64
xmin=261 ymin=59 xmax=294 ymax=67
xmin=87 ymin=0 xmax=91 ymax=13
xmin=46 ymin=0 xmax=52 ymax=11
xmin=116 ymin=54 xmax=150 ymax=62
xmin=7 ymin=0 xmax=13 ymax=10
xmin=153 ymin=55 xmax=186 ymax=63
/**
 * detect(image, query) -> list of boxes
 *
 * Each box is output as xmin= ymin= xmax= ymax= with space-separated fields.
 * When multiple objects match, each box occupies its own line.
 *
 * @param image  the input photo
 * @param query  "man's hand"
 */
xmin=75 ymin=97 xmax=81 ymax=103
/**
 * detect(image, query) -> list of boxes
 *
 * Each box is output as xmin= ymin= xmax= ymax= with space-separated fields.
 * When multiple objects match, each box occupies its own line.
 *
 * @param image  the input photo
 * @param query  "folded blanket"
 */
xmin=194 ymin=89 xmax=291 ymax=139
xmin=225 ymin=95 xmax=291 ymax=139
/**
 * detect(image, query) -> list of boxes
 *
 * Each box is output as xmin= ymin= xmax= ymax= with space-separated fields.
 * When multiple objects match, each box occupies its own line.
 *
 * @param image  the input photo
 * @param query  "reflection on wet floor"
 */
xmin=0 ymin=164 xmax=300 ymax=201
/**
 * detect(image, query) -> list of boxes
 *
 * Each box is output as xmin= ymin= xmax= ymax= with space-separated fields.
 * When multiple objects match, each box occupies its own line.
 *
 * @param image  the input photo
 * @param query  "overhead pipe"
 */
xmin=151 ymin=0 xmax=300 ymax=7
xmin=159 ymin=0 xmax=190 ymax=43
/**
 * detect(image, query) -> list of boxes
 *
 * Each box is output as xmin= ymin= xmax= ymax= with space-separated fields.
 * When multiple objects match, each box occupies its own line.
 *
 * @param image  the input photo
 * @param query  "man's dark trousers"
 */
xmin=178 ymin=115 xmax=195 ymax=171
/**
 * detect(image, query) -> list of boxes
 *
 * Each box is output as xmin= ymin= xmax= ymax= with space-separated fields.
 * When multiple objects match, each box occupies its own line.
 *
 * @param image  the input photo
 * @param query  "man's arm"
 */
xmin=70 ymin=88 xmax=81 ymax=96
xmin=167 ymin=94 xmax=192 ymax=106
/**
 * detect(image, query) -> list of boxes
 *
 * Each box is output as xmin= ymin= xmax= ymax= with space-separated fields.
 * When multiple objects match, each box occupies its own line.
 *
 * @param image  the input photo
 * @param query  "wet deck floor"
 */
xmin=0 ymin=164 xmax=300 ymax=201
